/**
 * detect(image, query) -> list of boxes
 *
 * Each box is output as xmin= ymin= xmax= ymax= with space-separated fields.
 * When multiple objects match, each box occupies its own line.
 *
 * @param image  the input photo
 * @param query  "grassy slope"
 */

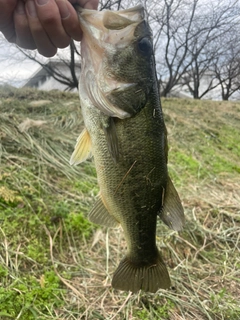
xmin=0 ymin=86 xmax=239 ymax=320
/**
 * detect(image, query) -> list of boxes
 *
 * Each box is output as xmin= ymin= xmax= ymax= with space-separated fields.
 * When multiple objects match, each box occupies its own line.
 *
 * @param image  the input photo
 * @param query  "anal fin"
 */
xmin=89 ymin=195 xmax=120 ymax=228
xmin=70 ymin=127 xmax=92 ymax=165
xmin=159 ymin=176 xmax=185 ymax=231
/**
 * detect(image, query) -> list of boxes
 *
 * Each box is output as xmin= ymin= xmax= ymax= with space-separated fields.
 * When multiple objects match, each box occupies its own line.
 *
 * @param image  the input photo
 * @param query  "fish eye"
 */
xmin=137 ymin=37 xmax=152 ymax=56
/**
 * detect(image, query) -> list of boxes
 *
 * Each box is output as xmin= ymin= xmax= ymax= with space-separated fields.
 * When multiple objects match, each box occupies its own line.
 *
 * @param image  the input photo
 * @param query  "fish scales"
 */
xmin=71 ymin=5 xmax=185 ymax=293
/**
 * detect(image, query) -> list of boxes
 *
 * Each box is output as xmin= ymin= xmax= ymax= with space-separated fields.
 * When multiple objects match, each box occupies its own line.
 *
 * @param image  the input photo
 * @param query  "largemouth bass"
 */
xmin=70 ymin=5 xmax=185 ymax=293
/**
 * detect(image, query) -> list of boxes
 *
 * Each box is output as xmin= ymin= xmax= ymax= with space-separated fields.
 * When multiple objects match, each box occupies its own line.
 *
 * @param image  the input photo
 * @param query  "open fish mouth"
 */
xmin=76 ymin=5 xmax=145 ymax=37
xmin=76 ymin=5 xmax=145 ymax=68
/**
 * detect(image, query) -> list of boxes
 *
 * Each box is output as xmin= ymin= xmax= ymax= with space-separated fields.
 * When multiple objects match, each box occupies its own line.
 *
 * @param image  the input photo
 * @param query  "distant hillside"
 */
xmin=163 ymin=97 xmax=240 ymax=182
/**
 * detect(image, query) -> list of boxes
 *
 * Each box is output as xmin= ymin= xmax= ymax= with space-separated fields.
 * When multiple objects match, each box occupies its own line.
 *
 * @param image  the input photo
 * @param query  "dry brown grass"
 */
xmin=45 ymin=176 xmax=239 ymax=320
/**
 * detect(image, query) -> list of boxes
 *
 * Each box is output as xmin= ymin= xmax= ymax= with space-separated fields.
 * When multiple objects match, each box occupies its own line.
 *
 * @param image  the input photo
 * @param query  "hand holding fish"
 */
xmin=0 ymin=0 xmax=98 ymax=57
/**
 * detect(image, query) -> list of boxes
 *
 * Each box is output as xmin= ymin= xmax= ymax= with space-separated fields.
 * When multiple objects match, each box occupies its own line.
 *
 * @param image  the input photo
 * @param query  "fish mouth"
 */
xmin=76 ymin=5 xmax=145 ymax=56
xmin=76 ymin=5 xmax=145 ymax=118
xmin=76 ymin=5 xmax=144 ymax=34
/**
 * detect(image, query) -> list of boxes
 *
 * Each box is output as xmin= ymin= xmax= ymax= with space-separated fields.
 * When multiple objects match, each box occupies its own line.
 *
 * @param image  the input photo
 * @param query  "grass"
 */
xmin=0 ymin=86 xmax=239 ymax=319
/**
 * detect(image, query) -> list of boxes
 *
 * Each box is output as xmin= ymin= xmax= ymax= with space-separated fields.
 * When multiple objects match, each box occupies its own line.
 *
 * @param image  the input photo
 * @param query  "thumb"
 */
xmin=0 ymin=0 xmax=18 ymax=42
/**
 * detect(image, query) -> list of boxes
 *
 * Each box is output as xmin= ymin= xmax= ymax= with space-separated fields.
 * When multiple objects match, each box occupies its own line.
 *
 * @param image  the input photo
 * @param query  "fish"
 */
xmin=70 ymin=5 xmax=185 ymax=293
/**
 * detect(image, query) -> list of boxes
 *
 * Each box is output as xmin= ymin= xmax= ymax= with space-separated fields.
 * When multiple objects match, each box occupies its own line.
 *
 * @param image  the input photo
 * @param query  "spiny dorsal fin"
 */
xmin=159 ymin=176 xmax=185 ymax=231
xmin=112 ymin=251 xmax=171 ymax=293
xmin=70 ymin=128 xmax=92 ymax=165
xmin=89 ymin=194 xmax=120 ymax=228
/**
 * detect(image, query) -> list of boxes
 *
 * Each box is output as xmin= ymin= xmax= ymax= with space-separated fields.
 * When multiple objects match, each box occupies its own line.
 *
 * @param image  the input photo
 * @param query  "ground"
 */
xmin=0 ymin=86 xmax=239 ymax=319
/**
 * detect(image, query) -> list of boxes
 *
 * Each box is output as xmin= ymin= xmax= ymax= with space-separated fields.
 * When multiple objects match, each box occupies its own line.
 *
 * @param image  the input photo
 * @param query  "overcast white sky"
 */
xmin=0 ymin=36 xmax=48 ymax=87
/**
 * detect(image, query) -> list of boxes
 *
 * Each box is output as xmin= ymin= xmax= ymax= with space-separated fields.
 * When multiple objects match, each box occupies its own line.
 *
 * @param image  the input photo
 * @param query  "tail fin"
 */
xmin=112 ymin=252 xmax=171 ymax=293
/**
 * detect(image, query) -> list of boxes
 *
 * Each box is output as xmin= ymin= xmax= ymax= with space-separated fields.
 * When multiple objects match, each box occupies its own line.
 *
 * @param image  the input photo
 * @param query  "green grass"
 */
xmin=0 ymin=270 xmax=64 ymax=319
xmin=0 ymin=86 xmax=239 ymax=319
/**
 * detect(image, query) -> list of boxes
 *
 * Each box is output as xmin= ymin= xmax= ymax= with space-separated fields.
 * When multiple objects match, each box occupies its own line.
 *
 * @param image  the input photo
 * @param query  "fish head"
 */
xmin=77 ymin=5 xmax=156 ymax=119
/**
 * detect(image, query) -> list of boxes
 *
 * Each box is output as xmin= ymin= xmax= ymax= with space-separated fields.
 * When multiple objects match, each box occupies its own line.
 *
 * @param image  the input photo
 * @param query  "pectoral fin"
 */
xmin=70 ymin=128 xmax=92 ymax=165
xmin=89 ymin=195 xmax=120 ymax=228
xmin=102 ymin=117 xmax=120 ymax=163
xmin=159 ymin=176 xmax=185 ymax=231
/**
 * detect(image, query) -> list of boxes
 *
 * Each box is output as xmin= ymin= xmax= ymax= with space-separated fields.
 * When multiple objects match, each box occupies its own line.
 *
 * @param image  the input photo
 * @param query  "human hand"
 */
xmin=0 ymin=0 xmax=99 ymax=57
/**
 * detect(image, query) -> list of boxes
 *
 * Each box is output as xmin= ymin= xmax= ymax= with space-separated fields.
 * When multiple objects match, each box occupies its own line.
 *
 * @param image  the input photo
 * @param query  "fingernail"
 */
xmin=16 ymin=1 xmax=26 ymax=15
xmin=57 ymin=0 xmax=70 ymax=19
xmin=36 ymin=0 xmax=49 ymax=5
xmin=26 ymin=1 xmax=37 ymax=17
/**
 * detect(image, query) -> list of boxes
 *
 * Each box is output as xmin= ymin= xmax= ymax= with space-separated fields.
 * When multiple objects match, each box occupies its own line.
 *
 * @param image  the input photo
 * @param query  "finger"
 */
xmin=56 ymin=0 xmax=83 ymax=41
xmin=14 ymin=0 xmax=37 ymax=49
xmin=80 ymin=0 xmax=99 ymax=10
xmin=0 ymin=0 xmax=18 ymax=43
xmin=26 ymin=0 xmax=57 ymax=57
xmin=68 ymin=0 xmax=99 ymax=10
xmin=33 ymin=0 xmax=71 ymax=49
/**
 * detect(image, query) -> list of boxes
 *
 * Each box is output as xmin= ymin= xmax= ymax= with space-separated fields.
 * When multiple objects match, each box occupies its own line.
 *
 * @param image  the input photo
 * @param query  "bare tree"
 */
xmin=0 ymin=34 xmax=37 ymax=87
xmin=150 ymin=0 xmax=240 ymax=98
xmin=153 ymin=0 xmax=199 ymax=97
xmin=179 ymin=0 xmax=240 ymax=99
xmin=99 ymin=0 xmax=123 ymax=10
xmin=180 ymin=50 xmax=220 ymax=99
xmin=19 ymin=40 xmax=81 ymax=91
xmin=212 ymin=34 xmax=240 ymax=100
